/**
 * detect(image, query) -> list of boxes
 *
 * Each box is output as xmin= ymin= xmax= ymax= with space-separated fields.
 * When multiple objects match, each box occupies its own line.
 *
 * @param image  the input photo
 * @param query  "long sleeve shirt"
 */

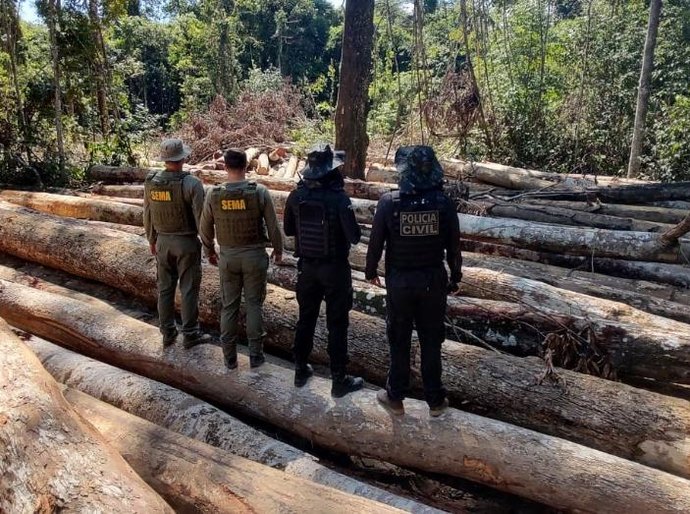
xmin=365 ymin=191 xmax=462 ymax=283
xmin=143 ymin=171 xmax=205 ymax=245
xmin=199 ymin=181 xmax=284 ymax=256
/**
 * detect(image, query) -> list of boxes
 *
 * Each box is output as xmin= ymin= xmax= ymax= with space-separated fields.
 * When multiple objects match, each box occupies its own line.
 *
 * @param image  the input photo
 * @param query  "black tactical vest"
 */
xmin=294 ymin=186 xmax=340 ymax=259
xmin=210 ymin=183 xmax=265 ymax=247
xmin=387 ymin=190 xmax=447 ymax=269
xmin=144 ymin=171 xmax=197 ymax=235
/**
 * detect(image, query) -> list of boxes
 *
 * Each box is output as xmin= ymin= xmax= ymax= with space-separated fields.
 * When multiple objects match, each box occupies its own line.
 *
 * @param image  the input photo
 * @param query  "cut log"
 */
xmin=91 ymin=183 xmax=147 ymax=198
xmin=461 ymin=239 xmax=690 ymax=288
xmin=283 ymin=155 xmax=299 ymax=179
xmin=489 ymin=181 xmax=690 ymax=203
xmin=660 ymin=213 xmax=690 ymax=245
xmin=245 ymin=147 xmax=261 ymax=163
xmin=459 ymin=213 xmax=690 ymax=263
xmin=64 ymin=387 xmax=402 ymax=514
xmin=0 ymin=190 xmax=143 ymax=226
xmin=257 ymin=153 xmax=270 ymax=175
xmin=526 ymin=199 xmax=690 ymax=224
xmin=2 ymin=223 xmax=690 ymax=481
xmin=26 ymin=338 xmax=445 ymax=513
xmin=5 ymin=287 xmax=690 ymax=512
xmin=74 ymin=192 xmax=144 ymax=206
xmin=366 ymin=163 xmax=398 ymax=183
xmin=481 ymin=201 xmax=669 ymax=232
xmin=0 ymin=318 xmax=172 ymax=513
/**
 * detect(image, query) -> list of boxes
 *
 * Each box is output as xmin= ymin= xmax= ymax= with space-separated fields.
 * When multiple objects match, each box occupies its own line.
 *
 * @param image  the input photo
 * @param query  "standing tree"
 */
xmin=45 ymin=0 xmax=65 ymax=173
xmin=335 ymin=0 xmax=375 ymax=180
xmin=627 ymin=0 xmax=662 ymax=178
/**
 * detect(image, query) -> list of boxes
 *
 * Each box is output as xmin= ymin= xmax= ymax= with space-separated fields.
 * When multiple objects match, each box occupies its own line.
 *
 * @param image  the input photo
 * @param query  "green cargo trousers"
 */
xmin=219 ymin=247 xmax=269 ymax=356
xmin=155 ymin=234 xmax=202 ymax=337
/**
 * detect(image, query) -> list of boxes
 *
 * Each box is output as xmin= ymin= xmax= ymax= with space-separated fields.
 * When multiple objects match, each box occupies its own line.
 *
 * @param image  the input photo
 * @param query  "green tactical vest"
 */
xmin=144 ymin=171 xmax=197 ymax=235
xmin=211 ymin=182 xmax=265 ymax=247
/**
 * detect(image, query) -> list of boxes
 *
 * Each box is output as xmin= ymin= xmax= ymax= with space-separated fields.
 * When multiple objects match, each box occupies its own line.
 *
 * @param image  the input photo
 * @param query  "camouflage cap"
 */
xmin=159 ymin=138 xmax=191 ymax=162
xmin=302 ymin=143 xmax=345 ymax=180
xmin=394 ymin=145 xmax=444 ymax=194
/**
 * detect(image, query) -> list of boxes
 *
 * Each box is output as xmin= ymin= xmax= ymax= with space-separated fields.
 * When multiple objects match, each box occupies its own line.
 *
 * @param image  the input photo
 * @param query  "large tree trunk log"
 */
xmin=0 ymin=318 xmax=172 ymax=513
xmin=64 ymin=387 xmax=401 ymax=514
xmin=74 ymin=192 xmax=144 ymax=206
xmin=481 ymin=201 xmax=669 ymax=232
xmin=526 ymin=199 xmax=690 ymax=224
xmin=0 ymin=190 xmax=143 ymax=226
xmin=4 ymin=285 xmax=690 ymax=512
xmin=1 ymin=222 xmax=690 ymax=481
xmin=490 ymin=181 xmax=690 ymax=203
xmin=460 ymin=213 xmax=690 ymax=263
xmin=27 ymin=337 xmax=438 ymax=513
xmin=461 ymin=239 xmax=690 ymax=288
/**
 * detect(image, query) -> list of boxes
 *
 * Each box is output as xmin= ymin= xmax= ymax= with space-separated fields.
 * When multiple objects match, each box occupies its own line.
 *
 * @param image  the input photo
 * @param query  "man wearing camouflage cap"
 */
xmin=144 ymin=138 xmax=209 ymax=348
xmin=283 ymin=143 xmax=364 ymax=397
xmin=199 ymin=148 xmax=284 ymax=369
xmin=365 ymin=145 xmax=461 ymax=417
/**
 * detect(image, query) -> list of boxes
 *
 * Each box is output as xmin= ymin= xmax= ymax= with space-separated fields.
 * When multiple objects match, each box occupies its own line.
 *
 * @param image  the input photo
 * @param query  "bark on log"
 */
xmin=27 ymin=338 xmax=442 ymax=513
xmin=526 ymin=199 xmax=690 ymax=224
xmin=461 ymin=239 xmax=690 ymax=288
xmin=366 ymin=163 xmax=398 ymax=183
xmin=65 ymin=388 xmax=403 ymax=514
xmin=0 ymin=318 xmax=172 ymax=513
xmin=2 ymin=217 xmax=690 ymax=480
xmin=283 ymin=155 xmax=299 ymax=179
xmin=482 ymin=201 xmax=669 ymax=232
xmin=491 ymin=181 xmax=690 ymax=203
xmin=660 ymin=213 xmax=690 ymax=245
xmin=4 ymin=285 xmax=690 ymax=512
xmin=0 ymin=190 xmax=143 ymax=226
xmin=75 ymin=192 xmax=144 ymax=206
xmin=459 ymin=213 xmax=690 ymax=263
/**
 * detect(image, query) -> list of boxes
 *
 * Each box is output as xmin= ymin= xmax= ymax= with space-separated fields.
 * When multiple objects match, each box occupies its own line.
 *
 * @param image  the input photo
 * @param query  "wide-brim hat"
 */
xmin=302 ymin=143 xmax=345 ymax=180
xmin=394 ymin=145 xmax=444 ymax=193
xmin=159 ymin=138 xmax=192 ymax=162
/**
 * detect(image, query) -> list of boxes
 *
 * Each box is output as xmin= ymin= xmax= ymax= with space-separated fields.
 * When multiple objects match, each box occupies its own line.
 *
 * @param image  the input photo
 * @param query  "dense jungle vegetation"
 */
xmin=1 ymin=0 xmax=689 ymax=185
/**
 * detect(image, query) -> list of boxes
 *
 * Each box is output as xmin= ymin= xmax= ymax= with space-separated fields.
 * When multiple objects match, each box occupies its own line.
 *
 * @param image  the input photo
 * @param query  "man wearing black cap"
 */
xmin=365 ymin=146 xmax=461 ymax=417
xmin=199 ymin=148 xmax=284 ymax=369
xmin=144 ymin=138 xmax=209 ymax=349
xmin=283 ymin=143 xmax=364 ymax=397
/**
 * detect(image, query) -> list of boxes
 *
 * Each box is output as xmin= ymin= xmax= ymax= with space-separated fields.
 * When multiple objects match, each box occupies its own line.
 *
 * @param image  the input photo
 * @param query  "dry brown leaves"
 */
xmin=176 ymin=84 xmax=307 ymax=164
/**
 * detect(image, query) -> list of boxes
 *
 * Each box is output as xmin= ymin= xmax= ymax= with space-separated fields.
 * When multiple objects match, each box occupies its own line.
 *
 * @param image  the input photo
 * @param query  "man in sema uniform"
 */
xmin=144 ymin=138 xmax=209 ymax=348
xmin=365 ymin=145 xmax=461 ymax=417
xmin=199 ymin=148 xmax=283 ymax=369
xmin=283 ymin=143 xmax=364 ymax=398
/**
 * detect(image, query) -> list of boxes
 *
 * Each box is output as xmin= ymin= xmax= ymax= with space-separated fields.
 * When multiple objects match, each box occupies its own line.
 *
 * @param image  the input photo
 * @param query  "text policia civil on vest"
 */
xmin=144 ymin=171 xmax=197 ymax=235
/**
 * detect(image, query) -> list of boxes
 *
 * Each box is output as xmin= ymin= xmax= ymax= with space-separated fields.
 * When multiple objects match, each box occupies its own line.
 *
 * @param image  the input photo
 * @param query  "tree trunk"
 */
xmin=74 ymin=192 xmax=144 ymax=206
xmin=0 ymin=191 xmax=143 ymax=226
xmin=4 ymin=283 xmax=690 ymax=511
xmin=0 ymin=318 xmax=172 ymax=513
xmin=26 ymin=338 xmax=443 ymax=513
xmin=257 ymin=153 xmax=270 ymax=175
xmin=2 ymin=223 xmax=690 ymax=480
xmin=460 ymin=213 xmax=689 ymax=263
xmin=627 ymin=0 xmax=662 ymax=178
xmin=525 ymin=199 xmax=690 ymax=224
xmin=460 ymin=239 xmax=690 ymax=288
xmin=334 ymin=0 xmax=375 ymax=180
xmin=88 ymin=0 xmax=109 ymax=136
xmin=481 ymin=201 xmax=669 ymax=232
xmin=47 ymin=0 xmax=65 ymax=173
xmin=64 ymin=388 xmax=402 ymax=514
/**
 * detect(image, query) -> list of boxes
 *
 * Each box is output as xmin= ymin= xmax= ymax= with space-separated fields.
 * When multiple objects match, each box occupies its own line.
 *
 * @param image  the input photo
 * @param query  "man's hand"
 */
xmin=271 ymin=249 xmax=283 ymax=265
xmin=447 ymin=281 xmax=461 ymax=295
xmin=368 ymin=276 xmax=383 ymax=288
xmin=208 ymin=253 xmax=219 ymax=267
xmin=149 ymin=243 xmax=157 ymax=256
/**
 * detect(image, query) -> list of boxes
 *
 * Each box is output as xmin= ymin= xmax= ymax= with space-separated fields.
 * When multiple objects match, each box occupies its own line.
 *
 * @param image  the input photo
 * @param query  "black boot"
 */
xmin=183 ymin=332 xmax=212 ymax=349
xmin=331 ymin=372 xmax=364 ymax=398
xmin=294 ymin=363 xmax=314 ymax=387
xmin=162 ymin=329 xmax=178 ymax=347
xmin=249 ymin=338 xmax=265 ymax=368
xmin=221 ymin=339 xmax=238 ymax=369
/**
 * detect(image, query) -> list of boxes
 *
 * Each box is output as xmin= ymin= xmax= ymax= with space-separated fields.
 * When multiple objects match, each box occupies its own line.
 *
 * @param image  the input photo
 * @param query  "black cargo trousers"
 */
xmin=292 ymin=257 xmax=353 ymax=375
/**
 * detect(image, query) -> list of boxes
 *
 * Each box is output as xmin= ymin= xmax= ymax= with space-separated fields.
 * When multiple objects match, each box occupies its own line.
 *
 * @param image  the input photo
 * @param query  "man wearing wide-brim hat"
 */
xmin=365 ymin=145 xmax=462 ymax=418
xmin=144 ymin=138 xmax=210 ymax=348
xmin=283 ymin=143 xmax=365 ymax=398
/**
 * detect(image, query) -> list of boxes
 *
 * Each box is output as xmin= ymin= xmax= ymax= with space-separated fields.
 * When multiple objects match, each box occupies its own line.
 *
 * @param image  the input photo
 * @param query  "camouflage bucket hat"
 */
xmin=394 ymin=145 xmax=444 ymax=194
xmin=302 ymin=143 xmax=345 ymax=180
xmin=159 ymin=138 xmax=191 ymax=162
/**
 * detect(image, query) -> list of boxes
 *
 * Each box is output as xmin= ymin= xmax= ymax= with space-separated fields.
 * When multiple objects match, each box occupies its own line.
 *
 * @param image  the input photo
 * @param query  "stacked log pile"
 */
xmin=3 ymin=155 xmax=690 ymax=511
